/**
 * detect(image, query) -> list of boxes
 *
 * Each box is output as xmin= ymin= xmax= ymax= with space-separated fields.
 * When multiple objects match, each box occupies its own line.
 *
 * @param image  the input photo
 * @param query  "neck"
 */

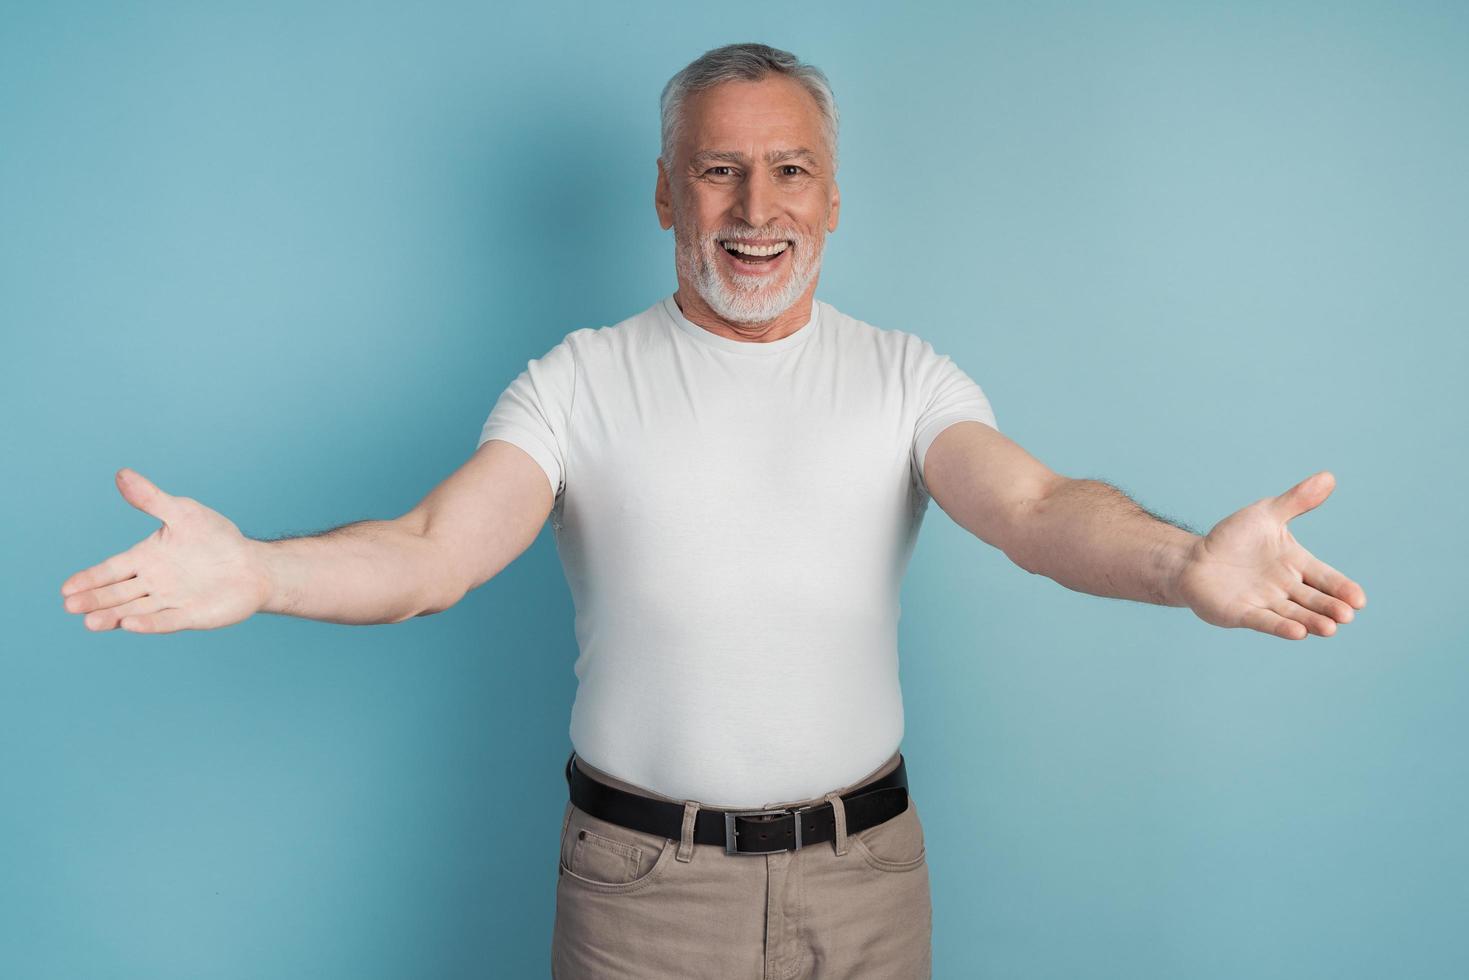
xmin=671 ymin=280 xmax=817 ymax=344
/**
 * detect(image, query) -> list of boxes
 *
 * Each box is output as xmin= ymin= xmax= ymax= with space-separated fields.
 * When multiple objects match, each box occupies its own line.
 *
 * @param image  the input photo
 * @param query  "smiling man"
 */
xmin=61 ymin=42 xmax=1367 ymax=980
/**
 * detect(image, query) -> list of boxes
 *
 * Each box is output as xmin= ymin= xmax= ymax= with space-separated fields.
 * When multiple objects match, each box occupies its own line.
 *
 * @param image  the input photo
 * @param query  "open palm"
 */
xmin=1174 ymin=471 xmax=1367 ymax=640
xmin=60 ymin=468 xmax=271 ymax=634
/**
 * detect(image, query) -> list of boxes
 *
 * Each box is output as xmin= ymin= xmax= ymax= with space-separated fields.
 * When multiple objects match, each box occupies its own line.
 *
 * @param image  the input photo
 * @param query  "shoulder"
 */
xmin=515 ymin=301 xmax=665 ymax=380
xmin=557 ymin=299 xmax=668 ymax=362
xmin=816 ymin=299 xmax=950 ymax=368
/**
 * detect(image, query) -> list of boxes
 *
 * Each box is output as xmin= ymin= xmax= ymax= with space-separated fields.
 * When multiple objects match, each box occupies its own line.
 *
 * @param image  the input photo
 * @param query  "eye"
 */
xmin=704 ymin=166 xmax=738 ymax=178
xmin=780 ymin=165 xmax=808 ymax=176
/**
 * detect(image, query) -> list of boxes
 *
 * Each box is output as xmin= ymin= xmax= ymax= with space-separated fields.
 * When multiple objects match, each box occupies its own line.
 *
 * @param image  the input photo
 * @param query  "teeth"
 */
xmin=722 ymin=240 xmax=790 ymax=257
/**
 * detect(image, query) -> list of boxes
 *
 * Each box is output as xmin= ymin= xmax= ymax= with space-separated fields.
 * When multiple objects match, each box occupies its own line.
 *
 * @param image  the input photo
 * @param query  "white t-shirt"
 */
xmin=478 ymin=293 xmax=998 ymax=807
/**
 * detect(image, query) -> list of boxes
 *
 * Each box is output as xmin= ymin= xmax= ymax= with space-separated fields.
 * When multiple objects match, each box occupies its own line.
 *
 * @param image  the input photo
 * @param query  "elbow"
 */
xmin=1000 ymin=503 xmax=1044 ymax=576
xmin=1002 ymin=473 xmax=1071 ymax=576
xmin=414 ymin=583 xmax=468 ymax=619
xmin=411 ymin=565 xmax=474 ymax=618
xmin=394 ymin=514 xmax=470 ymax=620
xmin=386 ymin=588 xmax=460 ymax=623
xmin=1005 ymin=542 xmax=1047 ymax=578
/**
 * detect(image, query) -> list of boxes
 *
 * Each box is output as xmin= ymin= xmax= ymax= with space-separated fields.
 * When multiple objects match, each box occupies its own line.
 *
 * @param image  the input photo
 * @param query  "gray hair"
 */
xmin=659 ymin=42 xmax=840 ymax=173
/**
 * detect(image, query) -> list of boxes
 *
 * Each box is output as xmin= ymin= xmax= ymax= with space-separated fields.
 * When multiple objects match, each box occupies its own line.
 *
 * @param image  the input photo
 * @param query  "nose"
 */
xmin=733 ymin=170 xmax=778 ymax=231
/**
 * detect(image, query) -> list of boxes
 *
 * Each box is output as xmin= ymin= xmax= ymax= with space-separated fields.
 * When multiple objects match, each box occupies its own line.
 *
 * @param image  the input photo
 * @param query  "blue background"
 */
xmin=4 ymin=1 xmax=1465 ymax=977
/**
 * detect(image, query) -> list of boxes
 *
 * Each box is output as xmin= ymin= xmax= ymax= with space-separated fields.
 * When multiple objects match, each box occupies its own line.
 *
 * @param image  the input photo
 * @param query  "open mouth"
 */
xmin=719 ymin=239 xmax=792 ymax=273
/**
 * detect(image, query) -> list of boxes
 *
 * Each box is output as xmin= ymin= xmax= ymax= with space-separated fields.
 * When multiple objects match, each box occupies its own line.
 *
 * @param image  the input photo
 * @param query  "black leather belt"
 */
xmin=564 ymin=750 xmax=910 ymax=855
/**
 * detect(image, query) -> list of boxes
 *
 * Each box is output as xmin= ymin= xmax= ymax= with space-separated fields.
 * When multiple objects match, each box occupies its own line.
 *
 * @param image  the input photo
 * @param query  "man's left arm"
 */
xmin=922 ymin=421 xmax=1367 ymax=640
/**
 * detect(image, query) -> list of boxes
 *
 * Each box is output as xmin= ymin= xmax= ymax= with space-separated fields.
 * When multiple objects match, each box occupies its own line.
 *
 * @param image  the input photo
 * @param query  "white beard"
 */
xmin=673 ymin=218 xmax=825 ymax=325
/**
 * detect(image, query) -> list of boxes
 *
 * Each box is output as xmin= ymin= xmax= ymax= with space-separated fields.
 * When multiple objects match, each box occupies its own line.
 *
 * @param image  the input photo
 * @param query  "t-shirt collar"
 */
xmin=660 ymin=294 xmax=821 ymax=356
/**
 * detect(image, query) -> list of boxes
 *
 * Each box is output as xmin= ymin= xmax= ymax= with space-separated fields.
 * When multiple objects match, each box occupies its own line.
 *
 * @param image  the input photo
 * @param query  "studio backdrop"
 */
xmin=3 ymin=2 xmax=1465 ymax=978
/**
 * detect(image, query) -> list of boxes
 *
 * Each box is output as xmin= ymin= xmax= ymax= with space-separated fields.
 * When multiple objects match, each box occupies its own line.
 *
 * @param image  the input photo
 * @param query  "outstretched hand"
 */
xmin=60 ymin=468 xmax=271 ymax=634
xmin=1172 ymin=470 xmax=1367 ymax=640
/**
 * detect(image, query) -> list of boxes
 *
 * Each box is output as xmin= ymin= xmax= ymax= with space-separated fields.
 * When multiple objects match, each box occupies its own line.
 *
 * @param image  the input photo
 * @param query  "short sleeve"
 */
xmin=477 ymin=335 xmax=577 ymax=498
xmin=909 ymin=339 xmax=998 ymax=496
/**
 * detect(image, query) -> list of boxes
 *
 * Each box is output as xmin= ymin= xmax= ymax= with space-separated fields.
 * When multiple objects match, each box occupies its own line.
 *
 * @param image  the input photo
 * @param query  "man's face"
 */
xmin=655 ymin=75 xmax=841 ymax=326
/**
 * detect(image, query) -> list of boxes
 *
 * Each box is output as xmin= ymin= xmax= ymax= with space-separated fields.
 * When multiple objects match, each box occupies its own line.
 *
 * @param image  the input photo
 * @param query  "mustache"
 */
xmin=702 ymin=226 xmax=810 ymax=247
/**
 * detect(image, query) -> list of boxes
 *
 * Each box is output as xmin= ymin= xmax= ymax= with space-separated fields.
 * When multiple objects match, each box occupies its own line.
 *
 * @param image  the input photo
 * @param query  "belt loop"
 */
xmin=677 ymin=800 xmax=701 ymax=862
xmin=823 ymin=791 xmax=849 ymax=855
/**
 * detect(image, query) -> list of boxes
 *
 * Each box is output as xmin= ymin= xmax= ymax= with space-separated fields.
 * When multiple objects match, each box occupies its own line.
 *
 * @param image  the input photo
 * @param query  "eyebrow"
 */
xmin=689 ymin=147 xmax=820 ymax=168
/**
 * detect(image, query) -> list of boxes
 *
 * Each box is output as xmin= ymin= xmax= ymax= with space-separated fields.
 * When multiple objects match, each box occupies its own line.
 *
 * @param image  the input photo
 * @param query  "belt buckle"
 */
xmin=724 ymin=804 xmax=811 ymax=855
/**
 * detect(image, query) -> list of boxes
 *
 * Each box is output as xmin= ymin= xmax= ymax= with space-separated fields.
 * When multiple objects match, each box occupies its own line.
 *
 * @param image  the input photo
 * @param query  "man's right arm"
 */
xmin=61 ymin=439 xmax=553 ymax=633
xmin=257 ymin=439 xmax=553 ymax=624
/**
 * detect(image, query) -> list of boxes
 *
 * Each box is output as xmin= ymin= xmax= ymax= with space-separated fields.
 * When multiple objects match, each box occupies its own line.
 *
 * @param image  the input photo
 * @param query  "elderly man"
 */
xmin=62 ymin=42 xmax=1366 ymax=980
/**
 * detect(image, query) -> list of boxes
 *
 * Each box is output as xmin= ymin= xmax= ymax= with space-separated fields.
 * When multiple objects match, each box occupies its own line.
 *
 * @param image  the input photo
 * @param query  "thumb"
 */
xmin=116 ymin=467 xmax=180 ymax=523
xmin=1271 ymin=469 xmax=1335 ymax=523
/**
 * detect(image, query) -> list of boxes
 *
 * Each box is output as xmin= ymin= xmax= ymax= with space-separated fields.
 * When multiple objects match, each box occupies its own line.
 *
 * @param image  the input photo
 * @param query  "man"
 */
xmin=60 ymin=42 xmax=1366 ymax=980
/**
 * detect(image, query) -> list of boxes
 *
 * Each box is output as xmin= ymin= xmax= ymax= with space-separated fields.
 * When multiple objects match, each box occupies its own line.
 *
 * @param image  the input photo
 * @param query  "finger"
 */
xmin=61 ymin=552 xmax=138 ymax=598
xmin=1272 ymin=597 xmax=1337 ymax=637
xmin=83 ymin=593 xmax=164 ymax=632
xmin=1271 ymin=470 xmax=1335 ymax=523
xmin=1301 ymin=555 xmax=1366 ymax=610
xmin=120 ymin=606 xmax=192 ymax=634
xmin=1240 ymin=606 xmax=1307 ymax=640
xmin=116 ymin=467 xmax=181 ymax=523
xmin=63 ymin=575 xmax=148 ymax=615
xmin=1287 ymin=581 xmax=1355 ymax=625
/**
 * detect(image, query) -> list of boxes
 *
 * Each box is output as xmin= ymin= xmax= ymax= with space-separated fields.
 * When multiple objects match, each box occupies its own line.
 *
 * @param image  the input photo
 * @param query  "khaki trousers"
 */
xmin=551 ymin=747 xmax=932 ymax=979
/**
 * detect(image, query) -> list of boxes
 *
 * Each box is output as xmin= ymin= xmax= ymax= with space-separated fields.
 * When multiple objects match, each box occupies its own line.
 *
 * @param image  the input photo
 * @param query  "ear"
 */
xmin=827 ymin=178 xmax=841 ymax=233
xmin=655 ymin=158 xmax=674 ymax=230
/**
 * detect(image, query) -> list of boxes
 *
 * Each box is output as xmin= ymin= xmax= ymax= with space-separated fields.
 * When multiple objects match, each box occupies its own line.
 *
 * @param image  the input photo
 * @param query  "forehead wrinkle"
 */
xmin=689 ymin=146 xmax=821 ymax=168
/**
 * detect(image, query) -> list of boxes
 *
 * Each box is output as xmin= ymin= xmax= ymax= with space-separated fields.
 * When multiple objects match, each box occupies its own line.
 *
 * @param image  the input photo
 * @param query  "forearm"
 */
xmin=1009 ymin=478 xmax=1200 ymax=606
xmin=250 ymin=518 xmax=456 ymax=625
